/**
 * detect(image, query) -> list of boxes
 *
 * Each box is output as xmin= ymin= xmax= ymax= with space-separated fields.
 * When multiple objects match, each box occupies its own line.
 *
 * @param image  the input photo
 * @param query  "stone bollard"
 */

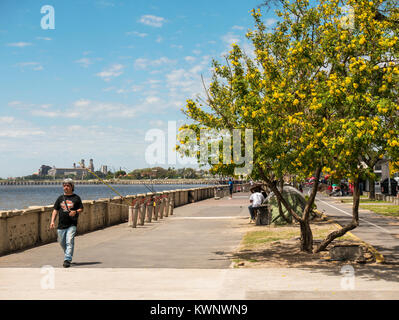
xmin=189 ymin=189 xmax=195 ymax=203
xmin=128 ymin=196 xmax=138 ymax=228
xmin=153 ymin=193 xmax=161 ymax=220
xmin=168 ymin=191 xmax=175 ymax=215
xmin=121 ymin=196 xmax=133 ymax=221
xmin=136 ymin=194 xmax=146 ymax=226
xmin=128 ymin=206 xmax=134 ymax=227
xmin=157 ymin=192 xmax=164 ymax=219
xmin=174 ymin=189 xmax=180 ymax=207
xmin=163 ymin=192 xmax=169 ymax=217
xmin=145 ymin=193 xmax=154 ymax=223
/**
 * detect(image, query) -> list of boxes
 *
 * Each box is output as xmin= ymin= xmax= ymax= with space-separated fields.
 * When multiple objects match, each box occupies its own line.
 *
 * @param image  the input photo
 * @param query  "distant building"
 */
xmin=38 ymin=165 xmax=52 ymax=176
xmin=88 ymin=159 xmax=94 ymax=171
xmin=374 ymin=159 xmax=390 ymax=181
xmin=46 ymin=159 xmax=95 ymax=179
xmin=100 ymin=165 xmax=108 ymax=175
xmin=48 ymin=167 xmax=88 ymax=179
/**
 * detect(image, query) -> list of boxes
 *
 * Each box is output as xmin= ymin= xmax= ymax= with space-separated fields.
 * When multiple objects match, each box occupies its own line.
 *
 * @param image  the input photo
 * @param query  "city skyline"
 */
xmin=0 ymin=0 xmax=279 ymax=178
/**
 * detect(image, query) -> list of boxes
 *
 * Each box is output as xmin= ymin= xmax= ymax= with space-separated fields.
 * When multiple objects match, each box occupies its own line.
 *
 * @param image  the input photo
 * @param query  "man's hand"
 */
xmin=50 ymin=222 xmax=55 ymax=229
xmin=69 ymin=210 xmax=77 ymax=217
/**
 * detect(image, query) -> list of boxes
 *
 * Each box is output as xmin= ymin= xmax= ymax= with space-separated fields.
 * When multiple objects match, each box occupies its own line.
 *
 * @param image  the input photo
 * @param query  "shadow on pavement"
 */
xmin=70 ymin=262 xmax=102 ymax=266
xmin=226 ymin=241 xmax=399 ymax=284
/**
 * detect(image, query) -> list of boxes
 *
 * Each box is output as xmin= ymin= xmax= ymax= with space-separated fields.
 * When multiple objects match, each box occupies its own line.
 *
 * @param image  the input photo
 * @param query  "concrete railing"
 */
xmin=0 ymin=184 xmax=249 ymax=256
xmin=0 ymin=179 xmax=222 ymax=186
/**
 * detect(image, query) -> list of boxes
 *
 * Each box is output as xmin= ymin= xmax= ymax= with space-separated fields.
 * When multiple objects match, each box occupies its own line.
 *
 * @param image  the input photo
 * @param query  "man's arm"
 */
xmin=69 ymin=198 xmax=83 ymax=217
xmin=50 ymin=209 xmax=58 ymax=229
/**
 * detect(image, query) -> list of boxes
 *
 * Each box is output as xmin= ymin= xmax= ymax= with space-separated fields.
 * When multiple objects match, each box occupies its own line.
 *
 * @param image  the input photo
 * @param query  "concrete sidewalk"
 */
xmin=315 ymin=193 xmax=399 ymax=264
xmin=0 ymin=194 xmax=250 ymax=269
xmin=1 ymin=267 xmax=399 ymax=300
xmin=1 ymin=192 xmax=399 ymax=299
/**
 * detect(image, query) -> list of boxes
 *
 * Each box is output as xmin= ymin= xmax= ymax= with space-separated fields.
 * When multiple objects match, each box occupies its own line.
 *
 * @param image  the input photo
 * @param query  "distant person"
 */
xmin=228 ymin=179 xmax=234 ymax=199
xmin=50 ymin=178 xmax=84 ymax=268
xmin=248 ymin=186 xmax=265 ymax=223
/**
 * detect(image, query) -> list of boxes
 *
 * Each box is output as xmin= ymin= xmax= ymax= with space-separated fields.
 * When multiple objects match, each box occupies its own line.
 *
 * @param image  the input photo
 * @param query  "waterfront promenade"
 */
xmin=0 ymin=179 xmax=218 ymax=186
xmin=1 ymin=192 xmax=399 ymax=299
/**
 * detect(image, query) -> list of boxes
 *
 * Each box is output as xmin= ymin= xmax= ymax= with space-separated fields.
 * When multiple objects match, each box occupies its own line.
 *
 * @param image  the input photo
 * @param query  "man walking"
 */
xmin=50 ymin=178 xmax=84 ymax=268
xmin=228 ymin=178 xmax=234 ymax=199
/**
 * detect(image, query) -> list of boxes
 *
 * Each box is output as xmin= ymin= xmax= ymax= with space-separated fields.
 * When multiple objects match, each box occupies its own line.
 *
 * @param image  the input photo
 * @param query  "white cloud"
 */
xmin=6 ymin=42 xmax=32 ymax=47
xmin=8 ymin=101 xmax=23 ymax=107
xmin=71 ymin=100 xmax=138 ymax=119
xmin=190 ymin=65 xmax=203 ymax=74
xmin=145 ymin=96 xmax=160 ymax=104
xmin=134 ymin=57 xmax=176 ymax=69
xmin=74 ymin=99 xmax=91 ymax=107
xmin=222 ymin=32 xmax=241 ymax=46
xmin=15 ymin=62 xmax=43 ymax=71
xmin=139 ymin=15 xmax=166 ymax=28
xmin=149 ymin=120 xmax=164 ymax=127
xmin=0 ymin=116 xmax=15 ymax=123
xmin=96 ymin=64 xmax=124 ymax=81
xmin=75 ymin=58 xmax=94 ymax=68
xmin=30 ymin=110 xmax=60 ymax=118
xmin=265 ymin=18 xmax=278 ymax=27
xmin=36 ymin=37 xmax=52 ymax=41
xmin=8 ymin=100 xmax=35 ymax=108
xmin=232 ymin=25 xmax=244 ymax=30
xmin=185 ymin=56 xmax=196 ymax=63
xmin=126 ymin=31 xmax=148 ymax=37
xmin=0 ymin=117 xmax=45 ymax=138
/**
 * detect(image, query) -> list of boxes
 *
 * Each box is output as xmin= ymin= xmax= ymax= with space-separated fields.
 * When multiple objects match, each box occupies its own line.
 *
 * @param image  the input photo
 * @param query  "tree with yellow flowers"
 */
xmin=179 ymin=0 xmax=399 ymax=253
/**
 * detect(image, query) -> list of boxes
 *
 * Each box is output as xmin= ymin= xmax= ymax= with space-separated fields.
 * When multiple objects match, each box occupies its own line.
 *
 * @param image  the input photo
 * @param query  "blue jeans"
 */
xmin=248 ymin=205 xmax=257 ymax=220
xmin=57 ymin=226 xmax=76 ymax=262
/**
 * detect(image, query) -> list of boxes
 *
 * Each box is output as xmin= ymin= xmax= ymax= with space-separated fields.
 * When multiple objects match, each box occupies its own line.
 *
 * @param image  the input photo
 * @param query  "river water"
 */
xmin=0 ymin=184 xmax=210 ymax=211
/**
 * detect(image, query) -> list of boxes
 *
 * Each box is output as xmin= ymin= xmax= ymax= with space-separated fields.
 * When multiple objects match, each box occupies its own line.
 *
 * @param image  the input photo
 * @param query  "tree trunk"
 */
xmin=277 ymin=177 xmax=291 ymax=223
xmin=369 ymin=177 xmax=376 ymax=200
xmin=257 ymin=165 xmax=321 ymax=253
xmin=300 ymin=220 xmax=313 ymax=253
xmin=314 ymin=179 xmax=360 ymax=253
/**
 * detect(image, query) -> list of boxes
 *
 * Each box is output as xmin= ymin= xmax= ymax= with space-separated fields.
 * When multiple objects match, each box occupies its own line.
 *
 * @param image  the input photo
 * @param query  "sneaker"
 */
xmin=63 ymin=260 xmax=71 ymax=268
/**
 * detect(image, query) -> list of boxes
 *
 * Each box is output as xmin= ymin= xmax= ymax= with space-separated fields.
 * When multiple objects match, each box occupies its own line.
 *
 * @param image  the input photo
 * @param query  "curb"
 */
xmin=314 ymin=209 xmax=385 ymax=263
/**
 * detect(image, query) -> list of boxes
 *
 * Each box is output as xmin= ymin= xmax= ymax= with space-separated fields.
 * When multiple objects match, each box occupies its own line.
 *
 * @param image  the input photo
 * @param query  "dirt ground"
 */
xmin=230 ymin=217 xmax=378 ymax=269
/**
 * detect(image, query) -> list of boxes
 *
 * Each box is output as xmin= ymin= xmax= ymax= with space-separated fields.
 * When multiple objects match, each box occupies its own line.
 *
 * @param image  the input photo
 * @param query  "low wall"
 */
xmin=362 ymin=191 xmax=399 ymax=204
xmin=0 ymin=184 xmax=249 ymax=256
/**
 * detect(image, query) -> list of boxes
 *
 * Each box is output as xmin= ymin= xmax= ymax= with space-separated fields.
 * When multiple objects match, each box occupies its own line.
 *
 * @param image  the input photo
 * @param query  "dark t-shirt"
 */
xmin=53 ymin=193 xmax=83 ymax=229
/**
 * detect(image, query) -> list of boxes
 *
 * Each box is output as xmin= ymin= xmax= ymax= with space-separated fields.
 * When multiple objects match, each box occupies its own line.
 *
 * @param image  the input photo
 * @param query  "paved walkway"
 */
xmin=1 ymin=192 xmax=399 ymax=299
xmin=315 ymin=193 xmax=399 ymax=264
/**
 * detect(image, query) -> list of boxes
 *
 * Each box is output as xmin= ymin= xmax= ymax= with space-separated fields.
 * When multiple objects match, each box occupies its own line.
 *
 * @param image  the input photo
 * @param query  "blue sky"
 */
xmin=0 ymin=0 xmax=279 ymax=178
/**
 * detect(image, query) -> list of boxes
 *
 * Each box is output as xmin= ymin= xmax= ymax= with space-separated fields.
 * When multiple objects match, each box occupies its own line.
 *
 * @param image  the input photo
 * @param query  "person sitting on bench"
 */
xmin=248 ymin=186 xmax=265 ymax=223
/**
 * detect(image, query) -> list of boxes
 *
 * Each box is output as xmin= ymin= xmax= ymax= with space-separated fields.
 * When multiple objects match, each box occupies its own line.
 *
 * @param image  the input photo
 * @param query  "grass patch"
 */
xmin=360 ymin=205 xmax=399 ymax=217
xmin=242 ymin=229 xmax=299 ymax=248
xmin=341 ymin=199 xmax=389 ymax=204
xmin=241 ymin=223 xmax=354 ymax=250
